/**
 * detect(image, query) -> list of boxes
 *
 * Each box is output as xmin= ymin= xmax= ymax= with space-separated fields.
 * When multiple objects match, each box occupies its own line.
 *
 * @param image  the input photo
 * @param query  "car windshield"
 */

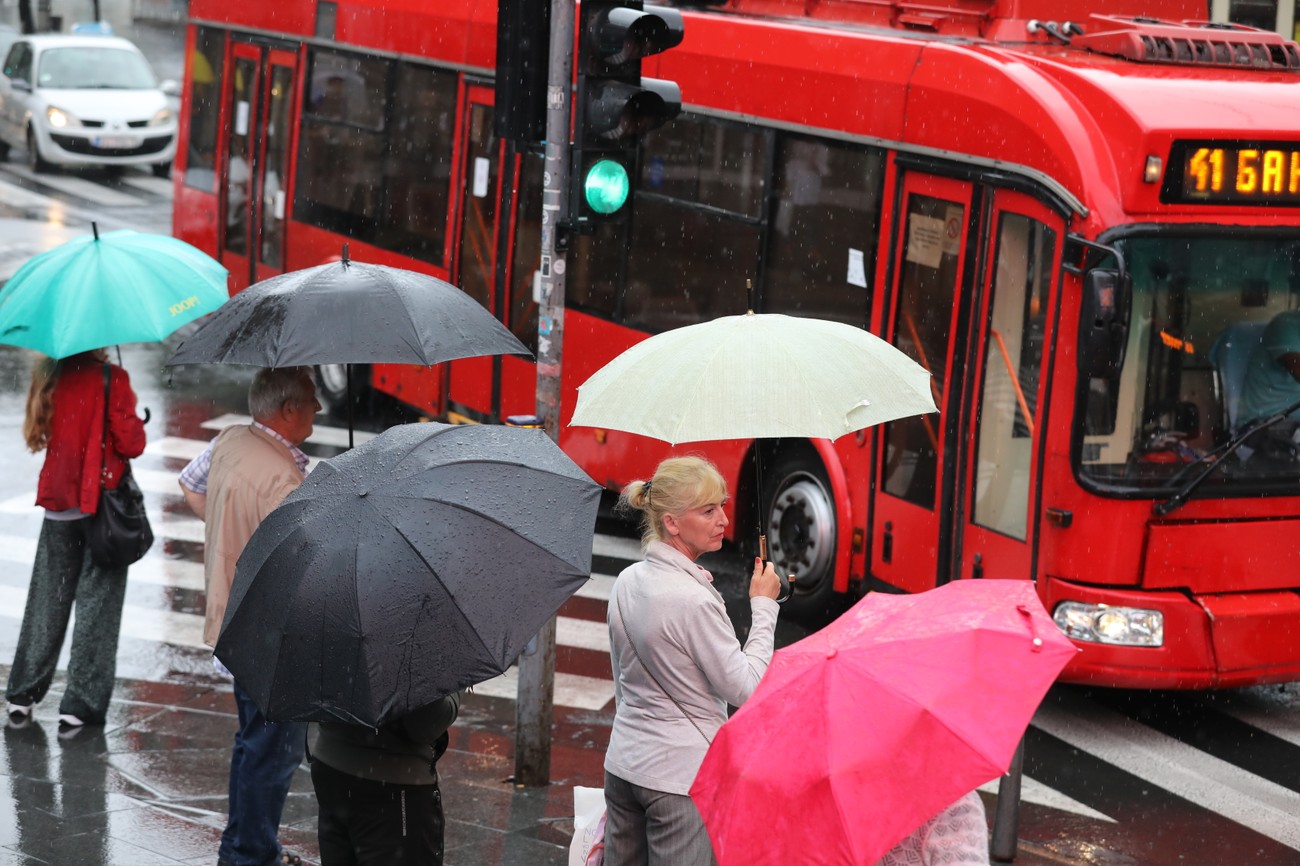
xmin=37 ymin=46 xmax=155 ymax=89
xmin=1077 ymin=232 xmax=1300 ymax=494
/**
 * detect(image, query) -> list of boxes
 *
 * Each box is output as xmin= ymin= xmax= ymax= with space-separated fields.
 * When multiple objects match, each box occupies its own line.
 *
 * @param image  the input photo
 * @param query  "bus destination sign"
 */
xmin=1164 ymin=140 xmax=1300 ymax=205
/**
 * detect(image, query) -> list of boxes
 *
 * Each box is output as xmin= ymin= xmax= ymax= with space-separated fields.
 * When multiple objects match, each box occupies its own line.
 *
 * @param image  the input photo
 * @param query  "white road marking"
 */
xmin=976 ymin=776 xmax=1115 ymax=823
xmin=7 ymin=165 xmax=145 ymax=206
xmin=1034 ymin=689 xmax=1300 ymax=850
xmin=119 ymin=175 xmax=175 ymax=197
xmin=472 ymin=665 xmax=614 ymax=711
xmin=203 ymin=414 xmax=379 ymax=449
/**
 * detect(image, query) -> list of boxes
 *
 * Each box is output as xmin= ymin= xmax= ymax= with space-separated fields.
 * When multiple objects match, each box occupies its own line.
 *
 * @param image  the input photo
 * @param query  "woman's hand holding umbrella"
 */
xmin=749 ymin=558 xmax=782 ymax=601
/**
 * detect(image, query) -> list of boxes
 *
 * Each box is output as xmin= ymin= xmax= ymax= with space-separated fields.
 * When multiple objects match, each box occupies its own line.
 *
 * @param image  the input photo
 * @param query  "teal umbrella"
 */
xmin=0 ymin=224 xmax=230 ymax=359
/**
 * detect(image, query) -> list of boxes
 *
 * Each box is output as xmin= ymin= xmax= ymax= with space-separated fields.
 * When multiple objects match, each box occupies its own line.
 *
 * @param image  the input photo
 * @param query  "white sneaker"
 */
xmin=57 ymin=713 xmax=85 ymax=727
xmin=7 ymin=702 xmax=32 ymax=721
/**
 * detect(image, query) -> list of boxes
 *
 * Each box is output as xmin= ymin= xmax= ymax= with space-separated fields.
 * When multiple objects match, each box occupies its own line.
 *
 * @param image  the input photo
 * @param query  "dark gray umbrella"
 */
xmin=165 ymin=248 xmax=531 ymax=368
xmin=213 ymin=422 xmax=601 ymax=727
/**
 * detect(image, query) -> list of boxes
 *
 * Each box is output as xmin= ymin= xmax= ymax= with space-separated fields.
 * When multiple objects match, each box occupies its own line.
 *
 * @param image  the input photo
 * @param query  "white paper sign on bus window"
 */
xmin=847 ymin=248 xmax=867 ymax=288
xmin=473 ymin=157 xmax=490 ymax=198
xmin=942 ymin=205 xmax=964 ymax=256
xmin=235 ymin=101 xmax=250 ymax=137
xmin=905 ymin=214 xmax=945 ymax=269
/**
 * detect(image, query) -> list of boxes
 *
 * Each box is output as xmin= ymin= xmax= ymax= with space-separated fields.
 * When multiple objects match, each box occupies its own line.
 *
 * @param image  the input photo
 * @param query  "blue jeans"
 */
xmin=218 ymin=679 xmax=307 ymax=866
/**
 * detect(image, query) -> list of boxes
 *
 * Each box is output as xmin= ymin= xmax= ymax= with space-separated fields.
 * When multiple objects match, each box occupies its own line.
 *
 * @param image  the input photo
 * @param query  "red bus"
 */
xmin=175 ymin=0 xmax=1300 ymax=688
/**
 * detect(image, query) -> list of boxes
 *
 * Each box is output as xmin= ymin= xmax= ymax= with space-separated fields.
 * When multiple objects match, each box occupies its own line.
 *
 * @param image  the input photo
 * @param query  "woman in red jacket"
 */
xmin=5 ymin=349 xmax=147 ymax=728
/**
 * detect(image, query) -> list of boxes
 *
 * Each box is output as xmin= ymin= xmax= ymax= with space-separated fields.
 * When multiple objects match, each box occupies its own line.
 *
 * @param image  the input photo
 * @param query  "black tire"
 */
xmin=151 ymin=161 xmax=171 ymax=179
xmin=26 ymin=128 xmax=52 ymax=174
xmin=762 ymin=448 xmax=840 ymax=626
xmin=315 ymin=363 xmax=370 ymax=417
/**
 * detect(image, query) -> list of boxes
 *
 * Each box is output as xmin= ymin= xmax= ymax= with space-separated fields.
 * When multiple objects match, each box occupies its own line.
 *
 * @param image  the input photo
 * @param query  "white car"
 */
xmin=0 ymin=34 xmax=177 ymax=176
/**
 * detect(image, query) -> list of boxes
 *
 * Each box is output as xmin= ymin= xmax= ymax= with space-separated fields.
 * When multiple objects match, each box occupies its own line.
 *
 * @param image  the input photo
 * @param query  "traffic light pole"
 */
xmin=515 ymin=0 xmax=575 ymax=788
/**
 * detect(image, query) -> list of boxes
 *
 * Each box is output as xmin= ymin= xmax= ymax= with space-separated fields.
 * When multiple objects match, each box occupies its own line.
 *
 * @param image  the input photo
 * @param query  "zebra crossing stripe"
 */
xmin=6 ymin=164 xmax=145 ymax=207
xmin=1034 ymin=689 xmax=1300 ymax=851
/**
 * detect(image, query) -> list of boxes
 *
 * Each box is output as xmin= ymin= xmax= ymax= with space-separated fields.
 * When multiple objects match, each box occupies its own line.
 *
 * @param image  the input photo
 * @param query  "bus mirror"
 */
xmin=1079 ymin=268 xmax=1131 ymax=379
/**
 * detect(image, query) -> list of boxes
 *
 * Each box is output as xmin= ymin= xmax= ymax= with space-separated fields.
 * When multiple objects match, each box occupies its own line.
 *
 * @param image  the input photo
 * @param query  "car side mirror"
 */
xmin=9 ymin=78 xmax=30 ymax=92
xmin=1078 ymin=268 xmax=1131 ymax=379
xmin=160 ymin=79 xmax=179 ymax=97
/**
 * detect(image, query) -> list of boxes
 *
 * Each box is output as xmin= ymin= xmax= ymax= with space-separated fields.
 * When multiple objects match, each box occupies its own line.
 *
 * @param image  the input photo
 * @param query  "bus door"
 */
xmin=955 ymin=190 xmax=1061 ymax=583
xmin=871 ymin=173 xmax=975 ymax=593
xmin=447 ymin=85 xmax=505 ymax=422
xmin=220 ymin=42 xmax=297 ymax=289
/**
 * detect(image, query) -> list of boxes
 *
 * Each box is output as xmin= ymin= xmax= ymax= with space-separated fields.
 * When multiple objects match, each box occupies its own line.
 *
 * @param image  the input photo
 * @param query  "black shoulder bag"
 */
xmin=87 ymin=365 xmax=153 ymax=569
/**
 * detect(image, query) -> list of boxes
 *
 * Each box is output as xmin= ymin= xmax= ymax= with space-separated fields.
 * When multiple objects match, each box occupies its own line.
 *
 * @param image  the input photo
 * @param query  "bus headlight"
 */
xmin=1053 ymin=602 xmax=1164 ymax=647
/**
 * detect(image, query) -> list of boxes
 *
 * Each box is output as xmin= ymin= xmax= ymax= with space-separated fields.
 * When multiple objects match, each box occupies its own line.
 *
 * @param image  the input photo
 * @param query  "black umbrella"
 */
xmin=165 ymin=246 xmax=533 ymax=444
xmin=213 ymin=422 xmax=601 ymax=727
xmin=166 ymin=246 xmax=531 ymax=368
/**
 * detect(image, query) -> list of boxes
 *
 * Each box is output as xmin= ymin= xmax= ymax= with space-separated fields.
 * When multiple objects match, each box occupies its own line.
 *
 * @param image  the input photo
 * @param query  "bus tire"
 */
xmin=315 ymin=363 xmax=369 ymax=417
xmin=761 ymin=448 xmax=839 ymax=626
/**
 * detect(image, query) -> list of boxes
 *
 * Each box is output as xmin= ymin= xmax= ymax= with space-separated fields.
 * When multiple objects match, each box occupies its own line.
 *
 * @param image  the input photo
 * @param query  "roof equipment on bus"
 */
xmin=1072 ymin=16 xmax=1300 ymax=70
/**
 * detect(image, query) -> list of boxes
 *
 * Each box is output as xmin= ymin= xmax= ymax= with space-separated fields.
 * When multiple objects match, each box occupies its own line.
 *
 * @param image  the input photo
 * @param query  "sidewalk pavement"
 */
xmin=0 ymin=663 xmax=1090 ymax=866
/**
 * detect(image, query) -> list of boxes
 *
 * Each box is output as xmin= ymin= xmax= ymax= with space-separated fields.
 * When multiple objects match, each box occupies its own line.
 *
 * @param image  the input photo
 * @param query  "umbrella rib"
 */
xmin=352 ymin=497 xmax=499 ymax=669
xmin=380 ymin=492 xmax=590 ymax=570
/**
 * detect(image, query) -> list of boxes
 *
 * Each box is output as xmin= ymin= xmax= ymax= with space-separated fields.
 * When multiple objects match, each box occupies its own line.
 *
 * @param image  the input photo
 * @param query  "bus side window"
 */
xmin=763 ymin=134 xmax=885 ymax=327
xmin=622 ymin=116 xmax=766 ymax=332
xmin=293 ymin=49 xmax=390 ymax=247
xmin=182 ymin=26 xmax=224 ymax=194
xmin=376 ymin=63 xmax=457 ymax=265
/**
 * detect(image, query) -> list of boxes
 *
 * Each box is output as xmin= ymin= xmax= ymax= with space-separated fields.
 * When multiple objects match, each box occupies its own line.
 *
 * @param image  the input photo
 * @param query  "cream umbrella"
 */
xmin=570 ymin=311 xmax=936 ymax=444
xmin=569 ymin=299 xmax=937 ymax=591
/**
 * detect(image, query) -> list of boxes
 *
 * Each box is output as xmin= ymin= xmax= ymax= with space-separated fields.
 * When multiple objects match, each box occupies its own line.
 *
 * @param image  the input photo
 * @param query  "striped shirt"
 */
xmin=178 ymin=422 xmax=309 ymax=494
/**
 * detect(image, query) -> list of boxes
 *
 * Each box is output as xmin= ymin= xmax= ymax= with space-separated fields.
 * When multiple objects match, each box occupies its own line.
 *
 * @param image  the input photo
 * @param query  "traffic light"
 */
xmin=570 ymin=0 xmax=684 ymax=227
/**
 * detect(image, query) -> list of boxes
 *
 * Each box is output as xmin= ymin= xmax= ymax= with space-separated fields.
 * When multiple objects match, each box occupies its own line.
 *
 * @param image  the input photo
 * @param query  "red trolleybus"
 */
xmin=175 ymin=0 xmax=1300 ymax=688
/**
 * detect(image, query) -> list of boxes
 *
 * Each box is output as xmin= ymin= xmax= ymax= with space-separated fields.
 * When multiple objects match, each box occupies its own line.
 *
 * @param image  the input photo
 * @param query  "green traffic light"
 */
xmin=583 ymin=159 xmax=630 ymax=214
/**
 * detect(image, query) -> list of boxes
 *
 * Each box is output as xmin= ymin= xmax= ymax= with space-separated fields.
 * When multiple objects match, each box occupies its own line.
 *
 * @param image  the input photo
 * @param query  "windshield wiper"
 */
xmin=1154 ymin=398 xmax=1300 ymax=516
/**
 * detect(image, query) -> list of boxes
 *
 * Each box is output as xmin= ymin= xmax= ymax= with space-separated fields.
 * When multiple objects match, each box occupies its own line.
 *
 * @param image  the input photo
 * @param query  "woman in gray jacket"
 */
xmin=604 ymin=456 xmax=782 ymax=866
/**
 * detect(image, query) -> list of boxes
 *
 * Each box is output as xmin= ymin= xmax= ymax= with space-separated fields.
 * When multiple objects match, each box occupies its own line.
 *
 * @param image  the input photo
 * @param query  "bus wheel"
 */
xmin=315 ymin=363 xmax=368 ymax=417
xmin=762 ymin=449 xmax=838 ymax=625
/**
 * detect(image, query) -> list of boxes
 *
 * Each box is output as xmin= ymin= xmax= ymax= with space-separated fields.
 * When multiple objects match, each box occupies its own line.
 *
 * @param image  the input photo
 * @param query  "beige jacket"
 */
xmin=605 ymin=541 xmax=779 ymax=795
xmin=201 ymin=425 xmax=305 ymax=647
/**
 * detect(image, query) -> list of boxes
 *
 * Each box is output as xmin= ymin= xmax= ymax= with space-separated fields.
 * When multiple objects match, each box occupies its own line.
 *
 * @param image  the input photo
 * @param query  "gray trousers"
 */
xmin=604 ymin=771 xmax=716 ymax=866
xmin=6 ymin=517 xmax=128 ymax=723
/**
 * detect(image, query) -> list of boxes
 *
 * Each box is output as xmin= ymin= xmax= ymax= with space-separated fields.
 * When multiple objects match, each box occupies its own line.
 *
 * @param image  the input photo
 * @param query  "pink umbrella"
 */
xmin=689 ymin=579 xmax=1076 ymax=866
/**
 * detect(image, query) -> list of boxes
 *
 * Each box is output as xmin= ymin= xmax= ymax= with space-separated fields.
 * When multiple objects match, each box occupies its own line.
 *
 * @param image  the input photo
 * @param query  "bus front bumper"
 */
xmin=1043 ymin=575 xmax=1300 ymax=689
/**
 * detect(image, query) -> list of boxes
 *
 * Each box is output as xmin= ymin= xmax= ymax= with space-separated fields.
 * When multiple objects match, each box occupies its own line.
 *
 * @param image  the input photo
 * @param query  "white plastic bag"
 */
xmin=568 ymin=785 xmax=606 ymax=866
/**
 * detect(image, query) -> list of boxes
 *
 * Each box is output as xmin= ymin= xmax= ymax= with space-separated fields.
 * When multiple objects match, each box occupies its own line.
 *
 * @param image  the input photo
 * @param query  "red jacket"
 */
xmin=36 ymin=358 xmax=147 ymax=514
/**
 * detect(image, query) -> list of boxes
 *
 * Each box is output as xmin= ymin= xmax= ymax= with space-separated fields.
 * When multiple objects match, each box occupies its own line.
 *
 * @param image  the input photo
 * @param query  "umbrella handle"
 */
xmin=1017 ymin=604 xmax=1044 ymax=652
xmin=758 ymin=535 xmax=793 ymax=604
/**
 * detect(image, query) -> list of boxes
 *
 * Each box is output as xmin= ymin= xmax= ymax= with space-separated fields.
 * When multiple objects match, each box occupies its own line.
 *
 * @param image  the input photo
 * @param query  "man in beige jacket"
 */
xmin=178 ymin=366 xmax=320 ymax=866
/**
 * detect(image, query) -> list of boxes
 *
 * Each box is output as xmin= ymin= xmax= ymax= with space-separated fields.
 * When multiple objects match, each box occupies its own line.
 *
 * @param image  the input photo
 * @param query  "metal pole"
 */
xmin=990 ymin=737 xmax=1024 ymax=862
xmin=514 ymin=0 xmax=573 ymax=788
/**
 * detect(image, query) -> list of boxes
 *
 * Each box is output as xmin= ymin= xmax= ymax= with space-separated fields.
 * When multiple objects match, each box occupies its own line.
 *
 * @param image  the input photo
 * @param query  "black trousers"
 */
xmin=311 ymin=759 xmax=445 ymax=866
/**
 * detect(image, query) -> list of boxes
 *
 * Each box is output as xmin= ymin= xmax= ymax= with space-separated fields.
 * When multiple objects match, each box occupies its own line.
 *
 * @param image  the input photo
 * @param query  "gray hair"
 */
xmin=248 ymin=367 xmax=315 ymax=421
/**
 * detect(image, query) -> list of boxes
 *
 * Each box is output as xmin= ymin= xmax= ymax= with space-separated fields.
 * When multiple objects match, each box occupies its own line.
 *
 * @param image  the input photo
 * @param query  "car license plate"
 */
xmin=92 ymin=135 xmax=141 ymax=149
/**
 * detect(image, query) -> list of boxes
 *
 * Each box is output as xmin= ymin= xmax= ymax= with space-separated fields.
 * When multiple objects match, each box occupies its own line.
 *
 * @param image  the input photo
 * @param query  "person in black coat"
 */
xmin=309 ymin=693 xmax=461 ymax=866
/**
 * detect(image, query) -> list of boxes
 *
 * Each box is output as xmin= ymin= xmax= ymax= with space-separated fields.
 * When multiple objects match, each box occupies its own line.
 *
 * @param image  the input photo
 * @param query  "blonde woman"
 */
xmin=605 ymin=456 xmax=781 ymax=866
xmin=6 ymin=350 xmax=146 ymax=728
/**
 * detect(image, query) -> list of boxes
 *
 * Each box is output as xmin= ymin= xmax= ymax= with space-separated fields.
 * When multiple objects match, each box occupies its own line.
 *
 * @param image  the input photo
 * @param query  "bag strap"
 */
xmin=614 ymin=591 xmax=712 ymax=746
xmin=99 ymin=364 xmax=112 ymax=491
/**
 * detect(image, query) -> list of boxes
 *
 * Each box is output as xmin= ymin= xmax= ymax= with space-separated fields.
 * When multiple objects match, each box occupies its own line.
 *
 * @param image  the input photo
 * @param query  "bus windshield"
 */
xmin=1078 ymin=232 xmax=1300 ymax=494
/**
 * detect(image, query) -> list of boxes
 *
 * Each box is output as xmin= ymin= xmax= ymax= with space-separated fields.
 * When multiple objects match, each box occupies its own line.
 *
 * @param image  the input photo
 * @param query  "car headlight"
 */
xmin=1053 ymin=601 xmax=1164 ymax=647
xmin=46 ymin=106 xmax=80 ymax=129
xmin=147 ymin=107 xmax=173 ymax=127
